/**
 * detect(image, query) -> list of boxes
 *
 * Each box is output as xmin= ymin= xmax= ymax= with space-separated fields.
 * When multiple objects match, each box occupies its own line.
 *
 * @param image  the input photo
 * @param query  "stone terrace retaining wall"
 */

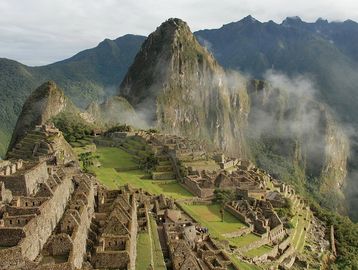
xmin=0 ymin=175 xmax=74 ymax=269
xmin=0 ymin=162 xmax=48 ymax=196
xmin=20 ymin=175 xmax=74 ymax=261
xmin=68 ymin=180 xmax=95 ymax=268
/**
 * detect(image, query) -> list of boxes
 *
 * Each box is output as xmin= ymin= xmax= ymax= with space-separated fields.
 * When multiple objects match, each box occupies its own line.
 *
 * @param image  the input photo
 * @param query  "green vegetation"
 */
xmin=52 ymin=112 xmax=93 ymax=146
xmin=136 ymin=232 xmax=152 ymax=270
xmin=230 ymin=234 xmax=261 ymax=248
xmin=104 ymin=124 xmax=133 ymax=134
xmin=290 ymin=207 xmax=310 ymax=252
xmin=275 ymin=198 xmax=293 ymax=219
xmin=149 ymin=215 xmax=166 ymax=269
xmin=0 ymin=130 xmax=10 ymax=157
xmin=95 ymin=147 xmax=137 ymax=170
xmin=135 ymin=216 xmax=166 ymax=270
xmin=245 ymin=245 xmax=273 ymax=258
xmin=310 ymin=202 xmax=358 ymax=269
xmin=79 ymin=152 xmax=98 ymax=172
xmin=180 ymin=203 xmax=246 ymax=235
xmin=91 ymin=147 xmax=192 ymax=199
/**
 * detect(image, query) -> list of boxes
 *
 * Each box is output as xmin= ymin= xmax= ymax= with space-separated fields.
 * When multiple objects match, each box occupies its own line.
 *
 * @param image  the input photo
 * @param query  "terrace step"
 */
xmin=155 ymin=165 xmax=173 ymax=172
xmin=152 ymin=171 xmax=175 ymax=180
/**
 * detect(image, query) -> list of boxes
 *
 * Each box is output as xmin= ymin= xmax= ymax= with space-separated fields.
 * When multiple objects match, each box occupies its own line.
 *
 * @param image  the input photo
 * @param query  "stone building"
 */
xmin=225 ymin=199 xmax=285 ymax=244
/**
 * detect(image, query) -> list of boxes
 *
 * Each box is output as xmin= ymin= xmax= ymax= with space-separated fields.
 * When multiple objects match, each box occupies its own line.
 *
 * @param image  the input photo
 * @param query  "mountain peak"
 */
xmin=282 ymin=16 xmax=303 ymax=26
xmin=240 ymin=15 xmax=259 ymax=23
xmin=153 ymin=18 xmax=192 ymax=40
xmin=316 ymin=17 xmax=328 ymax=24
xmin=7 ymin=81 xmax=68 ymax=153
xmin=119 ymin=18 xmax=212 ymax=107
xmin=160 ymin=18 xmax=189 ymax=29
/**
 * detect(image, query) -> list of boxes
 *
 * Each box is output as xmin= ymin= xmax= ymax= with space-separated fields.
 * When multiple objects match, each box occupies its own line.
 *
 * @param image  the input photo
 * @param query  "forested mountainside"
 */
xmin=0 ymin=34 xmax=145 ymax=155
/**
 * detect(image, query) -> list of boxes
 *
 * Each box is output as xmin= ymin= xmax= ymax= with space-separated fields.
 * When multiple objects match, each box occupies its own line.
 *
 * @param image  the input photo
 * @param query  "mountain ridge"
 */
xmin=1 ymin=16 xmax=358 ymax=219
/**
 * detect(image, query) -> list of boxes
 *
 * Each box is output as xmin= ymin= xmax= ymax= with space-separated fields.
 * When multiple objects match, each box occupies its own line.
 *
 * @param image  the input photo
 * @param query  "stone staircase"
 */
xmin=152 ymin=155 xmax=175 ymax=180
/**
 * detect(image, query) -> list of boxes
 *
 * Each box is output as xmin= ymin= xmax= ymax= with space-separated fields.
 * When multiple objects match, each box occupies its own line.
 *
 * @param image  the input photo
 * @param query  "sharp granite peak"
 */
xmin=119 ymin=18 xmax=249 ymax=156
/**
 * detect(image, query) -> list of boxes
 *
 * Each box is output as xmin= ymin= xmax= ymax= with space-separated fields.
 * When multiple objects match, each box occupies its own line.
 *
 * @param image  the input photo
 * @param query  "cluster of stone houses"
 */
xmin=0 ymin=125 xmax=244 ymax=270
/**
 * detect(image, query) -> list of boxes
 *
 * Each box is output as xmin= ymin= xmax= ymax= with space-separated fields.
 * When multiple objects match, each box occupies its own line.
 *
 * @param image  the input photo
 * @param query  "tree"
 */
xmin=79 ymin=152 xmax=96 ymax=172
xmin=213 ymin=189 xmax=237 ymax=222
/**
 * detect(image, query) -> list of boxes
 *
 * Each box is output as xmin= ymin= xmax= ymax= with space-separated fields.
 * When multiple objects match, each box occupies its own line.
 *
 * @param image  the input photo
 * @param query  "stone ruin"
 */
xmin=182 ymin=158 xmax=269 ymax=199
xmin=162 ymin=209 xmax=240 ymax=270
xmin=225 ymin=199 xmax=285 ymax=244
xmin=0 ymin=126 xmax=240 ymax=269
xmin=7 ymin=124 xmax=77 ymax=165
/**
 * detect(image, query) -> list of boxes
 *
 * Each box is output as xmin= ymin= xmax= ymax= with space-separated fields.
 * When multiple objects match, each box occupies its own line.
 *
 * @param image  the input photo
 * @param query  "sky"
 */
xmin=1 ymin=0 xmax=357 ymax=66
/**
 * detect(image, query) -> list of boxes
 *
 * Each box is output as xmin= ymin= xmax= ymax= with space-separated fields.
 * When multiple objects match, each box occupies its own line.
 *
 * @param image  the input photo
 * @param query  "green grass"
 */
xmin=291 ymin=208 xmax=310 ymax=252
xmin=136 ymin=232 xmax=152 ymax=270
xmin=229 ymin=254 xmax=262 ymax=270
xmin=136 ymin=215 xmax=166 ymax=270
xmin=92 ymin=167 xmax=119 ymax=189
xmin=149 ymin=215 xmax=166 ymax=269
xmin=180 ymin=203 xmax=247 ymax=235
xmin=245 ymin=245 xmax=273 ymax=258
xmin=91 ymin=147 xmax=192 ymax=199
xmin=96 ymin=147 xmax=137 ymax=169
xmin=180 ymin=202 xmax=261 ymax=270
xmin=229 ymin=233 xmax=261 ymax=248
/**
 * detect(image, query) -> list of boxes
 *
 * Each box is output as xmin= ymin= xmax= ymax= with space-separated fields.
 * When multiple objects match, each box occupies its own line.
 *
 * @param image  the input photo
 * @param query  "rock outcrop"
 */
xmin=7 ymin=81 xmax=68 ymax=153
xmin=119 ymin=18 xmax=249 ymax=156
xmin=86 ymin=96 xmax=141 ymax=127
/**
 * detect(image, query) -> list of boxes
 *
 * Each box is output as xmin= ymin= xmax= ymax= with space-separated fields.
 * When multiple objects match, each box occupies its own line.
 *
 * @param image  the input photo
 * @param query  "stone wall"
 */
xmin=92 ymin=251 xmax=130 ymax=269
xmin=0 ymin=246 xmax=25 ymax=269
xmin=224 ymin=204 xmax=250 ymax=226
xmin=0 ymin=182 xmax=12 ymax=203
xmin=237 ymin=236 xmax=270 ymax=253
xmin=182 ymin=178 xmax=214 ymax=198
xmin=128 ymin=194 xmax=138 ymax=270
xmin=19 ymin=175 xmax=74 ymax=261
xmin=0 ymin=227 xmax=25 ymax=247
xmin=45 ymin=234 xmax=73 ymax=256
xmin=0 ymin=162 xmax=48 ymax=196
xmin=67 ymin=179 xmax=95 ymax=268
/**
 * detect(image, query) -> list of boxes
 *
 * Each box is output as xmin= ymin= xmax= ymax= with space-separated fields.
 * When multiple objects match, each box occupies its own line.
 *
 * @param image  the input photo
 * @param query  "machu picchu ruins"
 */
xmin=0 ymin=118 xmax=334 ymax=270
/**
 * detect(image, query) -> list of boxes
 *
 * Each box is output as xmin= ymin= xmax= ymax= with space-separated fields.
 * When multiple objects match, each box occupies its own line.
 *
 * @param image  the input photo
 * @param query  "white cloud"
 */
xmin=1 ymin=0 xmax=358 ymax=65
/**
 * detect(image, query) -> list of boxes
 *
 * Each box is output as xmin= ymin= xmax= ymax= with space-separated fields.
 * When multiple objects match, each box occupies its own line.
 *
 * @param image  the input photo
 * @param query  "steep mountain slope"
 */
xmin=0 ymin=34 xmax=145 ymax=156
xmin=118 ymin=18 xmax=349 ymax=213
xmin=195 ymin=16 xmax=358 ymax=123
xmin=86 ymin=96 xmax=140 ymax=127
xmin=195 ymin=16 xmax=358 ymax=219
xmin=247 ymin=80 xmax=348 ymax=212
xmin=5 ymin=81 xmax=80 ymax=162
xmin=6 ymin=81 xmax=78 ymax=153
xmin=120 ymin=18 xmax=250 ymax=156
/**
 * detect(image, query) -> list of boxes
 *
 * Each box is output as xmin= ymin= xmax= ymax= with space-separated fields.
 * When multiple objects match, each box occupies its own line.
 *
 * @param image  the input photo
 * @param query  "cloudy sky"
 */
xmin=1 ymin=0 xmax=357 ymax=66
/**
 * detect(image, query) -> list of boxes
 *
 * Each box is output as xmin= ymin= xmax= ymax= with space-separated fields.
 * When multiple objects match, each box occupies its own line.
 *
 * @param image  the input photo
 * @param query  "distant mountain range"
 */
xmin=1 ymin=16 xmax=358 ymax=219
xmin=0 ymin=34 xmax=145 ymax=154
